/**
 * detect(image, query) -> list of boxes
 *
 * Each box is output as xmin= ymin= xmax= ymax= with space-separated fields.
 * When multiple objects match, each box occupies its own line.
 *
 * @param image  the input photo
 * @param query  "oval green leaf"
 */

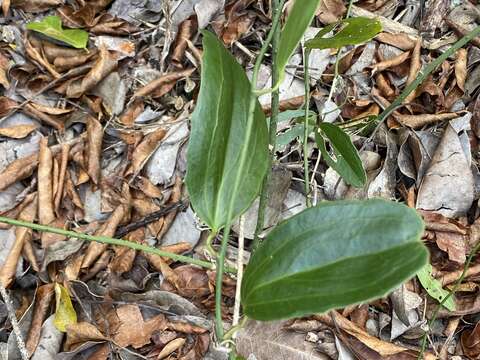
xmin=306 ymin=17 xmax=382 ymax=50
xmin=26 ymin=16 xmax=89 ymax=49
xmin=316 ymin=122 xmax=366 ymax=187
xmin=276 ymin=0 xmax=322 ymax=78
xmin=242 ymin=199 xmax=428 ymax=321
xmin=185 ymin=31 xmax=269 ymax=231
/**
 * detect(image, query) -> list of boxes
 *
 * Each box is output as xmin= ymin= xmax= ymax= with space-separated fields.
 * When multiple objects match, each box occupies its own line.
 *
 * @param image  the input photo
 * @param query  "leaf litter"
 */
xmin=1 ymin=0 xmax=480 ymax=359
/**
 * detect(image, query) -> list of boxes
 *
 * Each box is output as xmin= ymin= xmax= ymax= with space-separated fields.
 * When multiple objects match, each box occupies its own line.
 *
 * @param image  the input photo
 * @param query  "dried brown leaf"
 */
xmin=54 ymin=144 xmax=70 ymax=214
xmin=375 ymin=32 xmax=416 ymax=50
xmin=0 ymin=124 xmax=38 ymax=139
xmin=82 ymin=202 xmax=129 ymax=268
xmin=0 ymin=195 xmax=37 ymax=287
xmin=25 ymin=283 xmax=54 ymax=355
xmin=158 ymin=337 xmax=186 ymax=359
xmin=129 ymin=128 xmax=166 ymax=175
xmin=395 ymin=112 xmax=462 ymax=129
xmin=86 ymin=117 xmax=103 ymax=185
xmin=372 ymin=50 xmax=411 ymax=73
xmin=119 ymin=99 xmax=144 ymax=127
xmin=132 ymin=68 xmax=195 ymax=99
xmin=38 ymin=137 xmax=56 ymax=226
xmin=65 ymin=321 xmax=108 ymax=351
xmin=66 ymin=46 xmax=117 ymax=98
xmin=462 ymin=322 xmax=480 ymax=359
xmin=11 ymin=0 xmax=62 ymax=12
xmin=455 ymin=48 xmax=467 ymax=92
xmin=172 ymin=19 xmax=197 ymax=67
xmin=316 ymin=0 xmax=346 ymax=24
xmin=113 ymin=304 xmax=167 ymax=348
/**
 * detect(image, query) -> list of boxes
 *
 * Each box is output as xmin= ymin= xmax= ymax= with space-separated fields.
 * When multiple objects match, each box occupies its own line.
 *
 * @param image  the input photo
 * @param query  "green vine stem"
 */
xmin=214 ymin=0 xmax=286 ymax=343
xmin=418 ymin=241 xmax=480 ymax=359
xmin=303 ymin=48 xmax=312 ymax=207
xmin=252 ymin=0 xmax=283 ymax=250
xmin=0 ymin=216 xmax=219 ymax=270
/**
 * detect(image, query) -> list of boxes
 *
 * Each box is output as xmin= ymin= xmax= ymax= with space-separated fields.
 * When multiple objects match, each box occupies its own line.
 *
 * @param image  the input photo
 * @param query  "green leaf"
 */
xmin=276 ymin=0 xmax=322 ymax=77
xmin=185 ymin=31 xmax=269 ymax=231
xmin=306 ymin=17 xmax=382 ymax=50
xmin=53 ymin=283 xmax=77 ymax=332
xmin=417 ymin=263 xmax=455 ymax=311
xmin=26 ymin=16 xmax=89 ymax=49
xmin=277 ymin=109 xmax=316 ymax=124
xmin=315 ymin=123 xmax=366 ymax=187
xmin=242 ymin=199 xmax=428 ymax=321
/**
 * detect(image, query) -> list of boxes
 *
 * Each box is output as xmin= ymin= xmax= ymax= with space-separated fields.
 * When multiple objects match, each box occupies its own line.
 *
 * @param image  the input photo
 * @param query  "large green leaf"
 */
xmin=185 ymin=31 xmax=269 ymax=231
xmin=417 ymin=263 xmax=455 ymax=311
xmin=276 ymin=0 xmax=322 ymax=78
xmin=26 ymin=16 xmax=89 ymax=49
xmin=306 ymin=17 xmax=382 ymax=50
xmin=242 ymin=199 xmax=428 ymax=321
xmin=316 ymin=123 xmax=366 ymax=187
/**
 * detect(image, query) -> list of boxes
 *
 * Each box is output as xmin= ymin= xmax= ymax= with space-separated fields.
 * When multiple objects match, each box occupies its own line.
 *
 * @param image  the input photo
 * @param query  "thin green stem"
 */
xmin=303 ymin=48 xmax=312 ymax=207
xmin=214 ymin=0 xmax=286 ymax=342
xmin=417 ymin=241 xmax=480 ymax=359
xmin=0 ymin=216 xmax=216 ymax=270
xmin=252 ymin=0 xmax=283 ymax=251
xmin=206 ymin=231 xmax=218 ymax=257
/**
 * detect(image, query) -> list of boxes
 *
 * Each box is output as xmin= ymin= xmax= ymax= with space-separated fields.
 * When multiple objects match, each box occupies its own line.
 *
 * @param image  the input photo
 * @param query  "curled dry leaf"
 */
xmin=54 ymin=144 xmax=70 ymax=214
xmin=371 ymin=50 xmax=410 ymax=73
xmin=172 ymin=18 xmax=197 ymax=67
xmin=375 ymin=32 xmax=416 ymax=50
xmin=129 ymin=127 xmax=166 ymax=175
xmin=66 ymin=46 xmax=117 ymax=98
xmin=132 ymin=68 xmax=195 ymax=99
xmin=455 ymin=48 xmax=467 ymax=91
xmin=0 ymin=194 xmax=37 ymax=287
xmin=38 ymin=136 xmax=56 ymax=232
xmin=395 ymin=112 xmax=463 ymax=129
xmin=0 ymin=125 xmax=38 ymax=139
xmin=25 ymin=283 xmax=55 ymax=355
xmin=462 ymin=321 xmax=480 ymax=359
xmin=158 ymin=337 xmax=186 ymax=359
xmin=82 ymin=202 xmax=129 ymax=268
xmin=64 ymin=321 xmax=108 ymax=351
xmin=86 ymin=117 xmax=103 ymax=185
xmin=404 ymin=38 xmax=422 ymax=104
xmin=11 ymin=0 xmax=62 ymax=13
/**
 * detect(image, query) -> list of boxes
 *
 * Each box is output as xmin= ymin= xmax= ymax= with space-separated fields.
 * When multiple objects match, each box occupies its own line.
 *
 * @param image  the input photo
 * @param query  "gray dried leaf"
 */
xmin=92 ymin=72 xmax=127 ymax=115
xmin=417 ymin=124 xmax=474 ymax=217
xmin=30 ymin=315 xmax=63 ymax=360
xmin=236 ymin=320 xmax=329 ymax=360
xmin=194 ymin=0 xmax=224 ymax=29
xmin=42 ymin=238 xmax=84 ymax=271
xmin=145 ymin=122 xmax=189 ymax=185
xmin=368 ymin=131 xmax=398 ymax=199
xmin=161 ymin=207 xmax=201 ymax=247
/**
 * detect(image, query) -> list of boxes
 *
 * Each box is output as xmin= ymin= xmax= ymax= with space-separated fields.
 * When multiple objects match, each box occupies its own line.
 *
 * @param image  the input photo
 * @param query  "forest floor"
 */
xmin=1 ymin=0 xmax=480 ymax=359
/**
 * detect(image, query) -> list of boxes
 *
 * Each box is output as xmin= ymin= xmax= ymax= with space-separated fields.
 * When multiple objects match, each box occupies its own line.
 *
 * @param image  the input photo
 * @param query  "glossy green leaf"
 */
xmin=242 ymin=199 xmax=428 ymax=321
xmin=276 ymin=0 xmax=322 ymax=78
xmin=306 ymin=17 xmax=382 ymax=50
xmin=417 ymin=263 xmax=455 ymax=311
xmin=185 ymin=31 xmax=268 ymax=231
xmin=26 ymin=16 xmax=88 ymax=49
xmin=315 ymin=123 xmax=366 ymax=187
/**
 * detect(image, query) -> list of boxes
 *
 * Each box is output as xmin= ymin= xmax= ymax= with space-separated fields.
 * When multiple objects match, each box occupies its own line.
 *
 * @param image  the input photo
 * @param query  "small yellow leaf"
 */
xmin=54 ymin=283 xmax=77 ymax=332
